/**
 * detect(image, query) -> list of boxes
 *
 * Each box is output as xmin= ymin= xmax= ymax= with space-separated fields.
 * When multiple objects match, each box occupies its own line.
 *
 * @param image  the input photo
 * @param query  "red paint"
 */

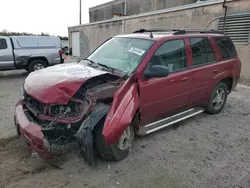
xmin=103 ymin=33 xmax=241 ymax=144
xmin=16 ymin=32 xmax=241 ymax=152
xmin=24 ymin=62 xmax=108 ymax=104
xmin=103 ymin=76 xmax=140 ymax=145
xmin=15 ymin=104 xmax=51 ymax=158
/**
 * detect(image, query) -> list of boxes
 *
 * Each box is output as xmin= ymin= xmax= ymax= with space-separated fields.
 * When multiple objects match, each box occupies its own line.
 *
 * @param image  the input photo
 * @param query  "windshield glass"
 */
xmin=87 ymin=37 xmax=154 ymax=74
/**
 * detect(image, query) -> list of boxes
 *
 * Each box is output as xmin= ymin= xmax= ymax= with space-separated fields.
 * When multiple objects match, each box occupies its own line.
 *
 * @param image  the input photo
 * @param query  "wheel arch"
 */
xmin=27 ymin=56 xmax=49 ymax=66
xmin=75 ymin=103 xmax=110 ymax=166
xmin=214 ymin=71 xmax=234 ymax=93
xmin=220 ymin=77 xmax=233 ymax=93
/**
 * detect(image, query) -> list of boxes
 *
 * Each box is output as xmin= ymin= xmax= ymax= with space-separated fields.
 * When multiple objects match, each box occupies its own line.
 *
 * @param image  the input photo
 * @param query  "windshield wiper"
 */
xmin=84 ymin=58 xmax=97 ymax=65
xmin=96 ymin=63 xmax=115 ymax=73
xmin=84 ymin=58 xmax=114 ymax=72
xmin=84 ymin=59 xmax=124 ymax=75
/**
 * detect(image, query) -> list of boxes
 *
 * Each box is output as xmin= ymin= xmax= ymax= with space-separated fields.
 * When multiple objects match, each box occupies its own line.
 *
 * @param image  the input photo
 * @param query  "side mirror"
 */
xmin=144 ymin=65 xmax=169 ymax=79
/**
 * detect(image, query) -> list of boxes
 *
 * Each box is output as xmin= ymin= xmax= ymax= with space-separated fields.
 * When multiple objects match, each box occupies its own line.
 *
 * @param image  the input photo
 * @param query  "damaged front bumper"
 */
xmin=15 ymin=103 xmax=52 ymax=158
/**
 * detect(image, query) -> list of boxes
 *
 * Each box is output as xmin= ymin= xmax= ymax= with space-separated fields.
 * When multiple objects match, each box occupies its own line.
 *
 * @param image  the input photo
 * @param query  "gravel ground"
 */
xmin=1 ymin=70 xmax=250 ymax=188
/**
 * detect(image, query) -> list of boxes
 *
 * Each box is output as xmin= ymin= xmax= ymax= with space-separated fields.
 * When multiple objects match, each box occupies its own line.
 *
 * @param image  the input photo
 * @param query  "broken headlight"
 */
xmin=48 ymin=102 xmax=81 ymax=117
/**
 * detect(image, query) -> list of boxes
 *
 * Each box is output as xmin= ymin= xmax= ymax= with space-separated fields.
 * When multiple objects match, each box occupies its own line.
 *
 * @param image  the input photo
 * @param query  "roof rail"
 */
xmin=133 ymin=29 xmax=176 ymax=33
xmin=133 ymin=29 xmax=224 ymax=35
xmin=174 ymin=29 xmax=224 ymax=35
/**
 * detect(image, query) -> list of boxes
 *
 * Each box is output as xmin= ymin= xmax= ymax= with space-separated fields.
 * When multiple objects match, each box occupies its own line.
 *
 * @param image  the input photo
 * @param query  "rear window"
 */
xmin=0 ymin=39 xmax=7 ymax=50
xmin=214 ymin=37 xmax=238 ymax=60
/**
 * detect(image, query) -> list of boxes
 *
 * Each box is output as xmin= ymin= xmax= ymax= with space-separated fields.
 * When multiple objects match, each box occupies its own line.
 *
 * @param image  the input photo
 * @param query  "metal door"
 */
xmin=72 ymin=32 xmax=80 ymax=57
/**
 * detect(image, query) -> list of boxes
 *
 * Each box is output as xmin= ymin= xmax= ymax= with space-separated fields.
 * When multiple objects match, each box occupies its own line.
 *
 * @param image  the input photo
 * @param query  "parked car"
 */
xmin=14 ymin=29 xmax=241 ymax=165
xmin=0 ymin=36 xmax=64 ymax=72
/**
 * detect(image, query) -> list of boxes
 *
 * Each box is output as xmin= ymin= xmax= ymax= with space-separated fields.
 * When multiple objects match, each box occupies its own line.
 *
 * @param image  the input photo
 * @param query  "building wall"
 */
xmin=89 ymin=0 xmax=197 ymax=22
xmin=69 ymin=0 xmax=250 ymax=79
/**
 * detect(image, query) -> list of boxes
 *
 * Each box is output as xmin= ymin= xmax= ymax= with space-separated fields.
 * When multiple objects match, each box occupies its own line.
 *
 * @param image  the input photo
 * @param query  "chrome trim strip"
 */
xmin=146 ymin=110 xmax=204 ymax=134
xmin=145 ymin=108 xmax=194 ymax=128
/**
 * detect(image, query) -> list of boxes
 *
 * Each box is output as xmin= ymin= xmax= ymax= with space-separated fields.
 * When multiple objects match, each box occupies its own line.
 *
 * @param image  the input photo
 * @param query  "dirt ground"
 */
xmin=1 ymin=70 xmax=250 ymax=188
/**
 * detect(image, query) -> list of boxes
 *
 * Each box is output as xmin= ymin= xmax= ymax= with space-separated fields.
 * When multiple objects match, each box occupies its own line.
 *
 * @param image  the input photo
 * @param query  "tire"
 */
xmin=94 ymin=119 xmax=135 ymax=161
xmin=28 ymin=59 xmax=47 ymax=72
xmin=206 ymin=82 xmax=228 ymax=114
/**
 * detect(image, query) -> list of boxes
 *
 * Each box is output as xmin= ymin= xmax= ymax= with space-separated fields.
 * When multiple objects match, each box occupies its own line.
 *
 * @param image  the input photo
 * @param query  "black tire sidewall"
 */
xmin=29 ymin=60 xmax=47 ymax=72
xmin=110 ymin=125 xmax=134 ymax=161
xmin=206 ymin=82 xmax=228 ymax=114
xmin=94 ymin=121 xmax=134 ymax=161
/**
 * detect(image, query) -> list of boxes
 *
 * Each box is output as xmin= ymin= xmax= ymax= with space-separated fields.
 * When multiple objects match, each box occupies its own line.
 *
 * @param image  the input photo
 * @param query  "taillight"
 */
xmin=59 ymin=49 xmax=63 ymax=56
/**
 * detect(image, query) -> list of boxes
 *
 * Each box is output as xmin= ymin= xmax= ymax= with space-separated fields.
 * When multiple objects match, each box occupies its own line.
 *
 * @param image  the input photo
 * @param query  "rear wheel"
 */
xmin=206 ymin=82 xmax=228 ymax=114
xmin=28 ymin=59 xmax=47 ymax=72
xmin=94 ymin=120 xmax=134 ymax=161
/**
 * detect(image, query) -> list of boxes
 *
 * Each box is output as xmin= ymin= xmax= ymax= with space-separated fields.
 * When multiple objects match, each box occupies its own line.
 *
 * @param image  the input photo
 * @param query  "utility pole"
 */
xmin=124 ymin=0 xmax=127 ymax=15
xmin=79 ymin=0 xmax=82 ymax=25
xmin=122 ymin=0 xmax=127 ymax=34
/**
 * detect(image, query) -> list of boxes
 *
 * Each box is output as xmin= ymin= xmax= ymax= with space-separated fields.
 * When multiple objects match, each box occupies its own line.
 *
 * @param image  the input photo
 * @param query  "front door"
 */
xmin=0 ymin=37 xmax=15 ymax=70
xmin=138 ymin=39 xmax=192 ymax=125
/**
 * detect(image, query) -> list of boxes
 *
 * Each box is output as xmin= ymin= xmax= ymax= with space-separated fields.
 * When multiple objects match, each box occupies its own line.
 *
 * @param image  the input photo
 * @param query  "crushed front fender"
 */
xmin=103 ymin=75 xmax=140 ymax=145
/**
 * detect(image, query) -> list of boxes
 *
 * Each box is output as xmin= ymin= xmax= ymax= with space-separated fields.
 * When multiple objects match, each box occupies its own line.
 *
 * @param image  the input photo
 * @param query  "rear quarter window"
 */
xmin=214 ymin=37 xmax=238 ymax=60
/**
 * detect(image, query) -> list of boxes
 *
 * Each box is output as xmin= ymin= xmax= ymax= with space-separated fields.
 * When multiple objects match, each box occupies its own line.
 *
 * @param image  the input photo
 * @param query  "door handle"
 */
xmin=181 ymin=77 xmax=188 ymax=82
xmin=213 ymin=69 xmax=218 ymax=74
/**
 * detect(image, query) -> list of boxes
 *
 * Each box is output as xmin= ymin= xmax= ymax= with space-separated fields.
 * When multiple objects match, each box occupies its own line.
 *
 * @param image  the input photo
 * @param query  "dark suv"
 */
xmin=14 ymin=29 xmax=241 ymax=165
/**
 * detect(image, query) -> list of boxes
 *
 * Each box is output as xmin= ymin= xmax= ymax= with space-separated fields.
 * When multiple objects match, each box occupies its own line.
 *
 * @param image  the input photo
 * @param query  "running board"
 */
xmin=137 ymin=107 xmax=204 ymax=136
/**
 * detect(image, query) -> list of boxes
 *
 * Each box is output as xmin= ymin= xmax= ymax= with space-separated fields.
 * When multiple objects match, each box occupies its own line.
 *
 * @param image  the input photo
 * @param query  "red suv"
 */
xmin=14 ymin=29 xmax=241 ymax=165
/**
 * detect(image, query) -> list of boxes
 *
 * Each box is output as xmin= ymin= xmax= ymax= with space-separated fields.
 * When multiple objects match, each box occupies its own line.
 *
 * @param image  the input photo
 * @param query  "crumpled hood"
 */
xmin=24 ymin=62 xmax=108 ymax=104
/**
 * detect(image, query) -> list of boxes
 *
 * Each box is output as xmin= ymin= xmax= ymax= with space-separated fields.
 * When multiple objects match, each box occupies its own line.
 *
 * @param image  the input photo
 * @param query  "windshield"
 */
xmin=87 ymin=37 xmax=154 ymax=74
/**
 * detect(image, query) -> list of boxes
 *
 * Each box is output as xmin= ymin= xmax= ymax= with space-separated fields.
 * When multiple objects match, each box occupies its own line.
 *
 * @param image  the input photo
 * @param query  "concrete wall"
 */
xmin=89 ymin=0 xmax=197 ymax=22
xmin=69 ymin=0 xmax=250 ymax=79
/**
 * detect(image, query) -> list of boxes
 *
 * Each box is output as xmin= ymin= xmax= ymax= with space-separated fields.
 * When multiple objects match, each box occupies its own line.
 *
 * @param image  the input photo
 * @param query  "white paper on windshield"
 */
xmin=128 ymin=47 xmax=145 ymax=56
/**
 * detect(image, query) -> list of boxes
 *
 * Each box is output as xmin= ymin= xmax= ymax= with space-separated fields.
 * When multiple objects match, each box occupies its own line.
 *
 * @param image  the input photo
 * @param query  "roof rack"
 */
xmin=133 ymin=29 xmax=174 ymax=33
xmin=133 ymin=29 xmax=224 ymax=35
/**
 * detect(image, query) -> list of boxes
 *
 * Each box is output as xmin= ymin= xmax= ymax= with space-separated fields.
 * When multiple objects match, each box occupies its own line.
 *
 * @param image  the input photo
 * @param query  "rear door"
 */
xmin=0 ymin=37 xmax=15 ymax=70
xmin=188 ymin=37 xmax=219 ymax=106
xmin=138 ymin=38 xmax=192 ymax=125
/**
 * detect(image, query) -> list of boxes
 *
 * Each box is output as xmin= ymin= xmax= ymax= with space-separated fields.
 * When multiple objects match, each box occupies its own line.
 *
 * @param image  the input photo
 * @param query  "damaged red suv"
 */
xmin=14 ymin=29 xmax=241 ymax=165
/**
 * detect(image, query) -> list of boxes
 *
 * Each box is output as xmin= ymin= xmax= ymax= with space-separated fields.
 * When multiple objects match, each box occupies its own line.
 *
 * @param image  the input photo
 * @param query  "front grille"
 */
xmin=24 ymin=91 xmax=46 ymax=115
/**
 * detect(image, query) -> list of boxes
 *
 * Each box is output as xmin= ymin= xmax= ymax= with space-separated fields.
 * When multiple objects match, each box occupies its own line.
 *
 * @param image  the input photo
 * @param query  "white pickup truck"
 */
xmin=0 ymin=36 xmax=64 ymax=72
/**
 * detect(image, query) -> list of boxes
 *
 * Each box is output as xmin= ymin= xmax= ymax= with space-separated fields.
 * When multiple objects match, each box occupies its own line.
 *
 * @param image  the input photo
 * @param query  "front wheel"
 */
xmin=94 ymin=121 xmax=134 ymax=161
xmin=206 ymin=82 xmax=228 ymax=114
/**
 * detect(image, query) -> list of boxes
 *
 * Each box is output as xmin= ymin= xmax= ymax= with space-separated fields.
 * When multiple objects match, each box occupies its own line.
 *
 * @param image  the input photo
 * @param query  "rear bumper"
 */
xmin=232 ymin=75 xmax=240 ymax=91
xmin=60 ymin=57 xmax=64 ymax=64
xmin=14 ymin=103 xmax=51 ymax=158
xmin=49 ymin=58 xmax=64 ymax=66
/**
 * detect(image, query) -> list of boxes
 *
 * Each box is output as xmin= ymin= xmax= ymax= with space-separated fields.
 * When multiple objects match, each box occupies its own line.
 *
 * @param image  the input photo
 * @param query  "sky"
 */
xmin=0 ymin=0 xmax=111 ymax=36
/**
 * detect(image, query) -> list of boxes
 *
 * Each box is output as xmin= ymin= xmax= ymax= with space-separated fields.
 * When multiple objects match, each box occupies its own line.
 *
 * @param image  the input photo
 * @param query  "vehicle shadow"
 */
xmin=0 ymin=71 xmax=28 ymax=80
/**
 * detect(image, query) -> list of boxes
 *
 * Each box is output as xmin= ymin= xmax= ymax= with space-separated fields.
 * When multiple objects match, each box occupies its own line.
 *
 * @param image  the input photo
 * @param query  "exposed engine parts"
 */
xmin=22 ymin=74 xmax=122 ymax=156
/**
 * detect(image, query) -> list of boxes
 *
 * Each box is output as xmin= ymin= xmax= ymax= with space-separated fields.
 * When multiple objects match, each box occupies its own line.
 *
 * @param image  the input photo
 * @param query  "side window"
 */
xmin=0 ymin=39 xmax=7 ymax=50
xmin=189 ymin=37 xmax=216 ymax=66
xmin=147 ymin=39 xmax=186 ymax=73
xmin=214 ymin=37 xmax=237 ymax=60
